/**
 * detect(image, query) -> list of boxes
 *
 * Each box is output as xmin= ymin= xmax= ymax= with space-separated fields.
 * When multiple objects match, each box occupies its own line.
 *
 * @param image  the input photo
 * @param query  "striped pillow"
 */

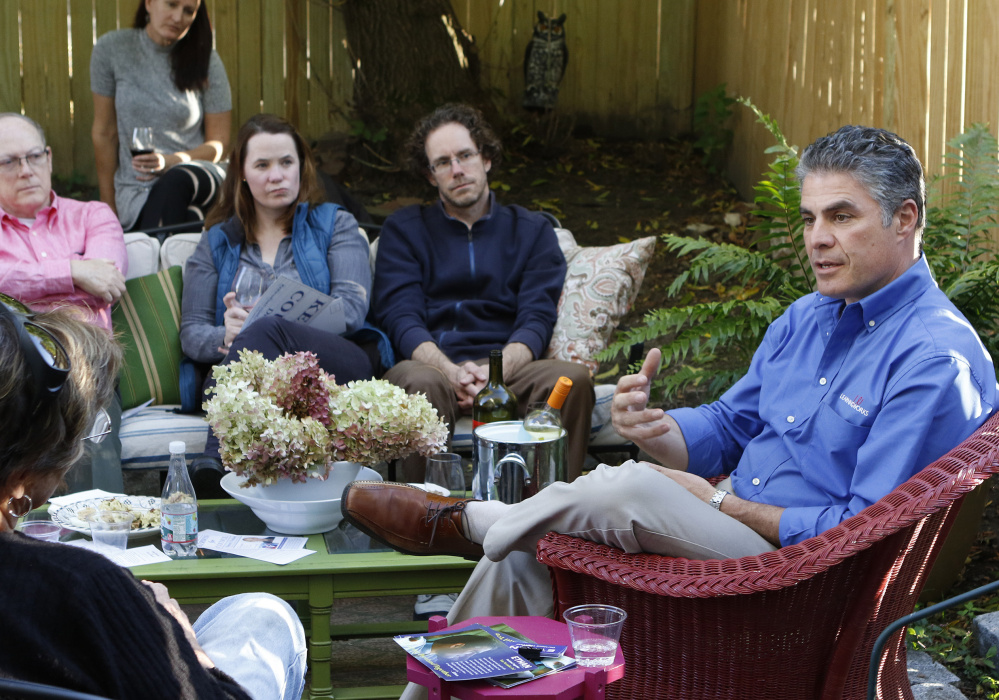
xmin=112 ymin=266 xmax=184 ymax=410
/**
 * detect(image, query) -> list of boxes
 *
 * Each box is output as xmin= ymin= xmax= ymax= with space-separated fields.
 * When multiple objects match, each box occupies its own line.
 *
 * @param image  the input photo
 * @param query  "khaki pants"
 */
xmin=399 ymin=461 xmax=776 ymax=700
xmin=384 ymin=357 xmax=594 ymax=482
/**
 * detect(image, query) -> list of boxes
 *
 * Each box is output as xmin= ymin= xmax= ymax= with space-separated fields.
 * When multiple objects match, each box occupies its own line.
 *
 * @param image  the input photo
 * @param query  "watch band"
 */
xmin=709 ymin=489 xmax=729 ymax=510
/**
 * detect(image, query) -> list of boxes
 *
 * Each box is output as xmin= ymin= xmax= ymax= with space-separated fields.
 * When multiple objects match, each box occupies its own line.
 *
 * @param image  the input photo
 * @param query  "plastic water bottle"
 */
xmin=161 ymin=441 xmax=198 ymax=558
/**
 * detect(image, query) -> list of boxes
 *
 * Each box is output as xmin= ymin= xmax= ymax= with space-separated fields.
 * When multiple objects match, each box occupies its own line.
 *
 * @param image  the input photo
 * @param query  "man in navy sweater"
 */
xmin=373 ymin=103 xmax=594 ymax=483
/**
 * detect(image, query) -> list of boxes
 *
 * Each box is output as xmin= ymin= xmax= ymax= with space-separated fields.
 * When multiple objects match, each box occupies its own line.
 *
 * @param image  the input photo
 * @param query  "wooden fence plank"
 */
xmin=656 ymin=0 xmax=697 ymax=134
xmin=70 ymin=0 xmax=97 ymax=182
xmin=260 ymin=1 xmax=285 ymax=116
xmin=285 ymin=0 xmax=306 ymax=130
xmin=234 ymin=0 xmax=263 ymax=124
xmin=22 ymin=0 xmax=74 ymax=177
xmin=944 ymin=0 xmax=967 ymax=165
xmin=965 ymin=1 xmax=999 ymax=129
xmin=211 ymin=0 xmax=239 ymax=148
xmin=93 ymin=0 xmax=120 ymax=37
xmin=0 ymin=1 xmax=20 ymax=113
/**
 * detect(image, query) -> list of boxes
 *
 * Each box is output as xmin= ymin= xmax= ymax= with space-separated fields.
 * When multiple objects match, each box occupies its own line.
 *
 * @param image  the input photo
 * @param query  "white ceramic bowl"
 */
xmin=220 ymin=462 xmax=382 ymax=534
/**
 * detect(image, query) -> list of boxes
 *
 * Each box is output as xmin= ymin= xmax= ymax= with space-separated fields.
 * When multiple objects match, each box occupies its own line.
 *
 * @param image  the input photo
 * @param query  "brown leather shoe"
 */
xmin=341 ymin=481 xmax=484 ymax=560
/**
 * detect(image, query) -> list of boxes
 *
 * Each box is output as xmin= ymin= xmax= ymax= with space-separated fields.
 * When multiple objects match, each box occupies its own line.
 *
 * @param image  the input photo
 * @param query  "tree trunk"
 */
xmin=342 ymin=0 xmax=481 ymax=143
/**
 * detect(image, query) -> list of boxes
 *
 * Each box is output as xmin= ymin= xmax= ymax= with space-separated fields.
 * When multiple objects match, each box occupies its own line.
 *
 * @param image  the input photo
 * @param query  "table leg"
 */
xmin=583 ymin=667 xmax=607 ymax=699
xmin=308 ymin=576 xmax=334 ymax=699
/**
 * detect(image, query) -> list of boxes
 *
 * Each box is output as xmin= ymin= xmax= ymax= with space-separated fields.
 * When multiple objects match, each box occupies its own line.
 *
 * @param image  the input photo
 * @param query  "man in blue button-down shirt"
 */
xmin=344 ymin=126 xmax=997 ymax=649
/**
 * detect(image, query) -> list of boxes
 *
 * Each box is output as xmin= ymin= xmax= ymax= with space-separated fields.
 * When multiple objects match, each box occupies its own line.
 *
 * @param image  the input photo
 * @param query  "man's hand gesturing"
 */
xmin=611 ymin=348 xmax=670 ymax=443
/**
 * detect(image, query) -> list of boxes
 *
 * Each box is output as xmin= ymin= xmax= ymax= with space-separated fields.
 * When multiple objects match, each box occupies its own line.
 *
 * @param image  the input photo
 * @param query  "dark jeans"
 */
xmin=201 ymin=316 xmax=374 ymax=459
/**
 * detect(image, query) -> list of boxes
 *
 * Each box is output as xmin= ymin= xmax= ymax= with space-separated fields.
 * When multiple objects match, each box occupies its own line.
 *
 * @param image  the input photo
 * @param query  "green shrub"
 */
xmin=600 ymin=102 xmax=999 ymax=402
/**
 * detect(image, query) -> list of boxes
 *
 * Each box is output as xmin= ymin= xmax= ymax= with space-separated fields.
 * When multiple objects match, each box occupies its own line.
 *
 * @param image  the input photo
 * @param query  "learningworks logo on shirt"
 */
xmin=839 ymin=393 xmax=870 ymax=417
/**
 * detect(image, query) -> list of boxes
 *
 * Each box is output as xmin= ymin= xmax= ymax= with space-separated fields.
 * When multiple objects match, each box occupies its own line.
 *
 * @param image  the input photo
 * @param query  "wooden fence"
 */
xmin=0 ymin=0 xmax=694 ymax=183
xmin=696 ymin=0 xmax=999 ymax=204
xmin=4 ymin=0 xmax=999 ymax=213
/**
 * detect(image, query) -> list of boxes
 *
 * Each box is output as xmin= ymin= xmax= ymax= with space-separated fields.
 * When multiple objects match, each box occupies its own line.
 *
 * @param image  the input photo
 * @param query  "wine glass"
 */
xmin=232 ymin=266 xmax=268 ymax=310
xmin=426 ymin=453 xmax=465 ymax=497
xmin=130 ymin=127 xmax=154 ymax=157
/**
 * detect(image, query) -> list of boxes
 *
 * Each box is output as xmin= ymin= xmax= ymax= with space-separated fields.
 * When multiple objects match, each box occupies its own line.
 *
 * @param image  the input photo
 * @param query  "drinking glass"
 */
xmin=19 ymin=510 xmax=61 ymax=542
xmin=426 ymin=453 xmax=465 ymax=497
xmin=563 ymin=604 xmax=627 ymax=667
xmin=130 ymin=127 xmax=154 ymax=157
xmin=233 ymin=266 xmax=268 ymax=309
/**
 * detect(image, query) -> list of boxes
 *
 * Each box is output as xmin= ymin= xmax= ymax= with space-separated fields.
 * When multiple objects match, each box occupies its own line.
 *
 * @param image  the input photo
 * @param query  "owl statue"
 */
xmin=523 ymin=12 xmax=568 ymax=111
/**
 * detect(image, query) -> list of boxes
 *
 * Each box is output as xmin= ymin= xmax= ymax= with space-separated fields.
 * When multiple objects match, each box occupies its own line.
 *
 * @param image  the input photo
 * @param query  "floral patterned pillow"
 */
xmin=546 ymin=233 xmax=657 ymax=372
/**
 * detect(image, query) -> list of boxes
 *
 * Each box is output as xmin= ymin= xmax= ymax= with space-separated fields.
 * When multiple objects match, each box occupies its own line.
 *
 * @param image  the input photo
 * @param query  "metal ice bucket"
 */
xmin=472 ymin=421 xmax=567 ymax=503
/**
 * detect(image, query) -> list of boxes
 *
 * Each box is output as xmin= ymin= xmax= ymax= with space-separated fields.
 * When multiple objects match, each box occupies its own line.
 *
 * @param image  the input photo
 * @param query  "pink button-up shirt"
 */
xmin=0 ymin=194 xmax=127 ymax=331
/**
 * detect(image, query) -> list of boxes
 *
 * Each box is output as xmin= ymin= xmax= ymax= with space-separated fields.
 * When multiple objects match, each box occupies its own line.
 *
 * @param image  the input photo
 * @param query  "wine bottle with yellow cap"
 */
xmin=524 ymin=376 xmax=573 ymax=439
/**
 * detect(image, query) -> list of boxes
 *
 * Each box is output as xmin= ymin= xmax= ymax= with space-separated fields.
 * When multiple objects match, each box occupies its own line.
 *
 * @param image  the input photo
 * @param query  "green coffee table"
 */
xmin=130 ymin=500 xmax=476 ymax=700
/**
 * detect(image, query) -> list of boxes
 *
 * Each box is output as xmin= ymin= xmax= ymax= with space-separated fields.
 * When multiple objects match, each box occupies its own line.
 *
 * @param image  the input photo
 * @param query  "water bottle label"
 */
xmin=162 ymin=512 xmax=198 ymax=545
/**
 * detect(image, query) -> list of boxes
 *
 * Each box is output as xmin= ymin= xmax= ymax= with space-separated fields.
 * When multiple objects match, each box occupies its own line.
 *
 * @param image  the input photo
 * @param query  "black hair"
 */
xmin=133 ymin=0 xmax=214 ymax=92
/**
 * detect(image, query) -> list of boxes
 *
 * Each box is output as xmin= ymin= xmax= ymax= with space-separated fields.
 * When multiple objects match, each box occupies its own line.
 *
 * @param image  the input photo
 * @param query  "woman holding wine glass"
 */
xmin=90 ymin=0 xmax=231 ymax=233
xmin=180 ymin=113 xmax=378 ymax=496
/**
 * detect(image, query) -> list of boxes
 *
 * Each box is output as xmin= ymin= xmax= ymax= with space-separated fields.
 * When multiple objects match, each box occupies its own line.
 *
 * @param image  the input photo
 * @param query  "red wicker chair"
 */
xmin=536 ymin=412 xmax=999 ymax=700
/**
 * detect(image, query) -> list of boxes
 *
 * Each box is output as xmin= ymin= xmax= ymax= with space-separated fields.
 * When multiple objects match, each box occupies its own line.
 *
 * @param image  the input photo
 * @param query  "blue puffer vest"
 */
xmin=207 ymin=203 xmax=337 ymax=326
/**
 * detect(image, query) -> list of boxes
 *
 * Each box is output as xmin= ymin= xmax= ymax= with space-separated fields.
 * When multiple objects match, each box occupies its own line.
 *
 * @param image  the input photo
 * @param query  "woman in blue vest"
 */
xmin=180 ymin=113 xmax=375 ymax=495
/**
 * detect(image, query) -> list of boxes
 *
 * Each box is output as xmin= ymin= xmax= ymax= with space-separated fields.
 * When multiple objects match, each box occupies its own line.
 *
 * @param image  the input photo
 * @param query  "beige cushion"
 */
xmin=123 ymin=232 xmax=160 ymax=280
xmin=547 ymin=234 xmax=657 ymax=372
xmin=160 ymin=233 xmax=203 ymax=278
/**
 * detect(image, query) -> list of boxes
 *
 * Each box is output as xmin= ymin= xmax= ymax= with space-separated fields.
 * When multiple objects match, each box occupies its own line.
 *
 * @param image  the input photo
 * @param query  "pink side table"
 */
xmin=405 ymin=615 xmax=625 ymax=699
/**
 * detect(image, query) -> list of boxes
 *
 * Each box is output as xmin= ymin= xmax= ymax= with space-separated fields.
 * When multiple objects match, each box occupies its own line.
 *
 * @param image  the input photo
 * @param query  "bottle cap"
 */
xmin=547 ymin=377 xmax=573 ymax=410
xmin=169 ymin=441 xmax=186 ymax=454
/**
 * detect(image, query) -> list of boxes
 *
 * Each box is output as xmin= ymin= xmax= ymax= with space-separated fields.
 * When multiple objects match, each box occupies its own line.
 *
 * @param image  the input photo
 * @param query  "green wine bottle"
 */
xmin=472 ymin=350 xmax=518 ymax=427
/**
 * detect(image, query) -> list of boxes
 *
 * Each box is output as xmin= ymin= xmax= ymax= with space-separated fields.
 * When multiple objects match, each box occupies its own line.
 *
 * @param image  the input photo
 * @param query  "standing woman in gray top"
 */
xmin=90 ymin=0 xmax=231 ymax=232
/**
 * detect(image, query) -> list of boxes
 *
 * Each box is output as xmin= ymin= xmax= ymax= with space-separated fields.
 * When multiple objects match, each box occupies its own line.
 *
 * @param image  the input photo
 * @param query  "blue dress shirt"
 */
xmin=669 ymin=256 xmax=997 ymax=546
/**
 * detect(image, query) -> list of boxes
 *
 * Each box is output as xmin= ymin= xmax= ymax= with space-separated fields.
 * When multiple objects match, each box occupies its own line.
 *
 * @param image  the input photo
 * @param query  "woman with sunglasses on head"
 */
xmin=0 ymin=303 xmax=306 ymax=699
xmin=180 ymin=113 xmax=381 ymax=496
xmin=90 ymin=0 xmax=230 ymax=232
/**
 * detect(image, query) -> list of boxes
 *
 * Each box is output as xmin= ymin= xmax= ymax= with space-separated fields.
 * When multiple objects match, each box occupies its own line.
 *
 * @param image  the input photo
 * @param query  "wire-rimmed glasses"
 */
xmin=0 ymin=148 xmax=50 ymax=175
xmin=428 ymin=150 xmax=480 ymax=175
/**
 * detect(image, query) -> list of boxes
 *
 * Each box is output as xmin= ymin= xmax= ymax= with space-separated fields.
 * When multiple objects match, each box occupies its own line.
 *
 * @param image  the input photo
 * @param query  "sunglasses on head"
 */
xmin=0 ymin=292 xmax=70 ymax=398
xmin=0 ymin=294 xmax=111 ymax=444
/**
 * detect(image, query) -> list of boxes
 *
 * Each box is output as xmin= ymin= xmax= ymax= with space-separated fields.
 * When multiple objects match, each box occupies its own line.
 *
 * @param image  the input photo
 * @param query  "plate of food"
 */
xmin=50 ymin=495 xmax=161 ymax=538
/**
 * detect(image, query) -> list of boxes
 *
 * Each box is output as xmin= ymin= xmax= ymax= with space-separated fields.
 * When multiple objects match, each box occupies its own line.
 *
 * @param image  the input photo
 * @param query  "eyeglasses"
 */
xmin=0 ymin=292 xmax=70 ymax=399
xmin=428 ymin=150 xmax=480 ymax=175
xmin=83 ymin=407 xmax=112 ymax=444
xmin=0 ymin=148 xmax=50 ymax=175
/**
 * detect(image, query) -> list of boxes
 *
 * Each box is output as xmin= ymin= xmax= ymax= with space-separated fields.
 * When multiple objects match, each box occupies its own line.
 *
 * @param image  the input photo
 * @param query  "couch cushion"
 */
xmin=123 ymin=232 xmax=161 ymax=280
xmin=547 ymin=236 xmax=657 ymax=372
xmin=160 ymin=233 xmax=203 ymax=277
xmin=112 ymin=266 xmax=184 ymax=410
xmin=120 ymin=404 xmax=209 ymax=471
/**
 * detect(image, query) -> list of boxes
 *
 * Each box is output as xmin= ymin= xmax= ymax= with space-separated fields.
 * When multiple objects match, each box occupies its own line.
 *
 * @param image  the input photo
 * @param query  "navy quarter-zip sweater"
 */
xmin=372 ymin=197 xmax=565 ymax=363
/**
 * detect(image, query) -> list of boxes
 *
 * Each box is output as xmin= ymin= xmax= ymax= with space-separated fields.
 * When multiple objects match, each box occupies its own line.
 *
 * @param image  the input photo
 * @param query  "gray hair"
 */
xmin=0 ymin=112 xmax=47 ymax=146
xmin=796 ymin=125 xmax=924 ymax=235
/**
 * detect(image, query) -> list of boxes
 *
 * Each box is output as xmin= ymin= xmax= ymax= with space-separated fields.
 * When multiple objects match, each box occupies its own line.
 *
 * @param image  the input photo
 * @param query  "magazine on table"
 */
xmin=394 ymin=622 xmax=574 ymax=685
xmin=484 ymin=623 xmax=577 ymax=688
xmin=244 ymin=276 xmax=345 ymax=336
xmin=394 ymin=623 xmax=536 ymax=681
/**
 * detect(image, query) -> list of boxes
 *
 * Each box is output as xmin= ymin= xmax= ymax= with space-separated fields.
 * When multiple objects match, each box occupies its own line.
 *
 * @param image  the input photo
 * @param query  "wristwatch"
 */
xmin=708 ymin=489 xmax=729 ymax=510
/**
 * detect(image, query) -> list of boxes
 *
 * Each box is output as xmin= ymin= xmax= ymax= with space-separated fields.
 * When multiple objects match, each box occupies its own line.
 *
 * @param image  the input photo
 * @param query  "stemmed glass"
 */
xmin=130 ymin=127 xmax=154 ymax=157
xmin=232 ymin=266 xmax=268 ymax=310
xmin=426 ymin=453 xmax=465 ymax=497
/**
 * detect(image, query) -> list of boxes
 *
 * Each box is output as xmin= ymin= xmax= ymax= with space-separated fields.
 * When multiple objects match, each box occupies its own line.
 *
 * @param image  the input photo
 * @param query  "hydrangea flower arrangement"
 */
xmin=205 ymin=350 xmax=449 ymax=487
